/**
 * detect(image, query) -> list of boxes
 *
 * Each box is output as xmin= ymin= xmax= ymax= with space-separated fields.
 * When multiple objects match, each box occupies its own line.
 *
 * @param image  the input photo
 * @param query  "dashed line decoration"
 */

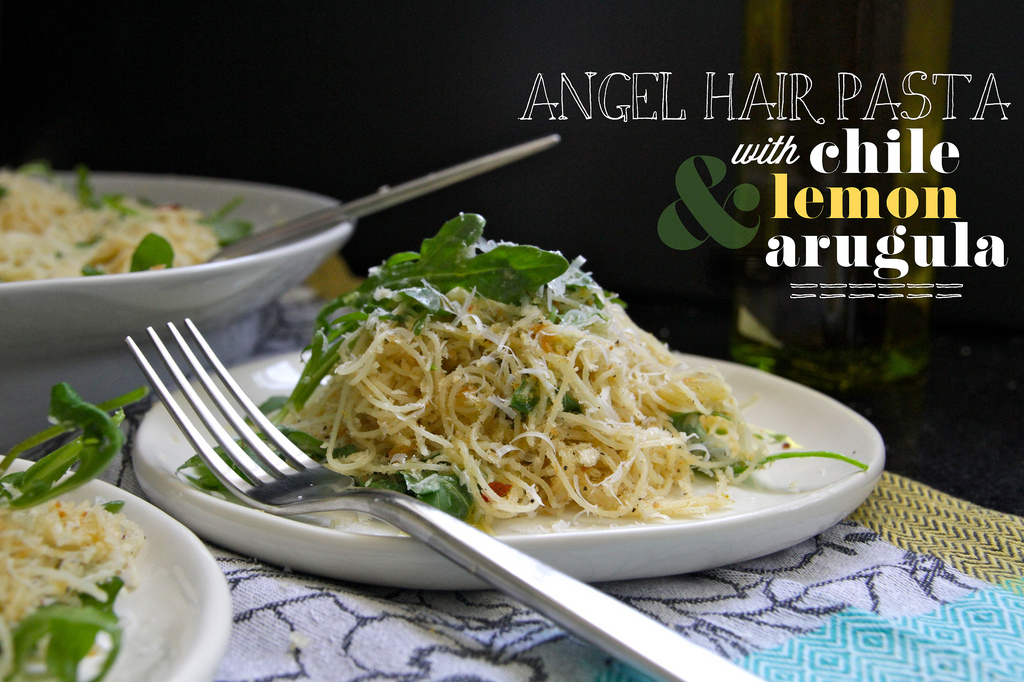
xmin=788 ymin=283 xmax=963 ymax=300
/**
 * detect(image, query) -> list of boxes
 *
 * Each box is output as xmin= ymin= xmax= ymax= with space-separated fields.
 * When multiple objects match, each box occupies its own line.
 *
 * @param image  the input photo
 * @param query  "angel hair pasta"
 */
xmin=277 ymin=214 xmax=768 ymax=529
xmin=0 ymin=164 xmax=249 ymax=282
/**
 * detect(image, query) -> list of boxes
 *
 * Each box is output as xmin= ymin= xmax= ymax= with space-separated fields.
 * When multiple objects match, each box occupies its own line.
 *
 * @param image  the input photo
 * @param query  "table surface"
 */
xmin=15 ymin=294 xmax=1019 ymax=682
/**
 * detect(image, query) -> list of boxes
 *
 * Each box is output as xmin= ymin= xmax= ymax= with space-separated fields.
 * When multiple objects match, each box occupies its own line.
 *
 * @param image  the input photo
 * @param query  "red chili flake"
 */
xmin=488 ymin=481 xmax=512 ymax=497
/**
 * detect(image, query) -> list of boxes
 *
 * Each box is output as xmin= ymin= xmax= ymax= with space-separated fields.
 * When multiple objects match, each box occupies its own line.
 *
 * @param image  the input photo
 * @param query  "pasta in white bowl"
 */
xmin=0 ymin=168 xmax=353 ymax=451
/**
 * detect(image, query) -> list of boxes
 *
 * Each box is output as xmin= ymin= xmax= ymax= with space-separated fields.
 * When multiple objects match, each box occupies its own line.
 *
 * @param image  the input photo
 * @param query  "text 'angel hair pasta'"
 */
xmin=0 ymin=168 xmax=233 ymax=282
xmin=282 ymin=216 xmax=767 ymax=529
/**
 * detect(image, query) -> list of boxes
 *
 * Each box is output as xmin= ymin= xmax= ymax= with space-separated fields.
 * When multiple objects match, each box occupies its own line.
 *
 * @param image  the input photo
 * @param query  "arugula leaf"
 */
xmin=510 ymin=377 xmax=540 ymax=416
xmin=176 ymin=454 xmax=227 ymax=492
xmin=562 ymin=392 xmax=582 ymax=414
xmin=670 ymin=412 xmax=706 ymax=440
xmin=0 ymin=185 xmax=6 ymax=200
xmin=670 ymin=411 xmax=738 ymax=461
xmin=200 ymin=195 xmax=253 ymax=246
xmin=363 ymin=473 xmax=408 ymax=493
xmin=288 ymin=329 xmax=345 ymax=411
xmin=101 ymin=193 xmax=139 ymax=217
xmin=100 ymin=500 xmax=126 ymax=513
xmin=129 ymin=233 xmax=174 ymax=272
xmin=75 ymin=164 xmax=101 ymax=209
xmin=10 ymin=578 xmax=123 ymax=682
xmin=401 ymin=471 xmax=473 ymax=519
xmin=82 ymin=264 xmax=105 ymax=276
xmin=353 ymin=214 xmax=568 ymax=306
xmin=204 ymin=216 xmax=253 ymax=246
xmin=731 ymin=451 xmax=869 ymax=475
xmin=284 ymin=214 xmax=569 ymax=411
xmin=0 ymin=386 xmax=146 ymax=477
xmin=17 ymin=159 xmax=55 ymax=178
xmin=175 ymin=414 xmax=337 ymax=494
xmin=205 ymin=195 xmax=244 ymax=221
xmin=257 ymin=395 xmax=290 ymax=416
xmin=1 ymin=384 xmax=128 ymax=509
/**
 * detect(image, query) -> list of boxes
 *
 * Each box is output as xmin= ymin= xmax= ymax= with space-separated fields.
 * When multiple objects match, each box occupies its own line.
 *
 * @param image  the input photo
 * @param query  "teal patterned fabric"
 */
xmin=741 ymin=586 xmax=1024 ymax=681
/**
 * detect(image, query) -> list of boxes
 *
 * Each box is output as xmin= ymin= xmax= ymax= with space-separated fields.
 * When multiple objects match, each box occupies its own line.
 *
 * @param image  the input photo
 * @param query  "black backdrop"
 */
xmin=2 ymin=1 xmax=1021 ymax=331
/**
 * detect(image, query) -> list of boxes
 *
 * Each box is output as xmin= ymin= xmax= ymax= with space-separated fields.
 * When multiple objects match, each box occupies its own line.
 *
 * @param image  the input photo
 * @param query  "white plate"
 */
xmin=7 ymin=460 xmax=233 ymax=682
xmin=133 ymin=352 xmax=885 ymax=590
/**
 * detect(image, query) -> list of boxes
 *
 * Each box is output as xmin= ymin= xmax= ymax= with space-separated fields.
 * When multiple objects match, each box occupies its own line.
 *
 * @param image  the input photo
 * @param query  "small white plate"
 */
xmin=133 ymin=352 xmax=885 ymax=590
xmin=7 ymin=460 xmax=233 ymax=682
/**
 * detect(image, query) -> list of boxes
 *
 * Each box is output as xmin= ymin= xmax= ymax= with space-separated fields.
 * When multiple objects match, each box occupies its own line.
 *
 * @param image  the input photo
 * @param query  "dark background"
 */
xmin=2 ymin=2 xmax=1022 ymax=515
xmin=1 ymin=1 xmax=1020 ymax=328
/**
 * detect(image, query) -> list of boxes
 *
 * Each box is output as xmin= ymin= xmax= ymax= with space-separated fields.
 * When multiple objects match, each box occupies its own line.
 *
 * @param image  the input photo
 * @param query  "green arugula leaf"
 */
xmin=200 ymin=195 xmax=253 ymax=245
xmin=0 ymin=185 xmax=6 ymax=200
xmin=205 ymin=195 xmax=244 ymax=221
xmin=731 ymin=450 xmax=869 ymax=475
xmin=100 ymin=499 xmax=126 ymax=513
xmin=669 ymin=411 xmax=737 ymax=460
xmin=176 ymin=454 xmax=226 ymax=492
xmin=129 ymin=233 xmax=174 ymax=272
xmin=401 ymin=471 xmax=473 ymax=519
xmin=416 ymin=213 xmax=485 ymax=270
xmin=353 ymin=214 xmax=568 ymax=305
xmin=0 ymin=386 xmax=146 ymax=478
xmin=10 ymin=578 xmax=124 ymax=682
xmin=81 ymin=264 xmax=105 ymax=276
xmin=288 ymin=329 xmax=343 ymax=411
xmin=510 ymin=377 xmax=540 ymax=416
xmin=670 ymin=412 xmax=706 ymax=440
xmin=75 ymin=164 xmax=101 ymax=209
xmin=100 ymin=193 xmax=139 ymax=217
xmin=284 ymin=214 xmax=569 ymax=412
xmin=17 ymin=159 xmax=55 ymax=178
xmin=1 ymin=384 xmax=128 ymax=509
xmin=203 ymin=217 xmax=254 ymax=246
xmin=176 ymin=417 xmax=337 ymax=495
xmin=363 ymin=474 xmax=409 ymax=493
xmin=562 ymin=392 xmax=582 ymax=414
xmin=257 ymin=395 xmax=289 ymax=416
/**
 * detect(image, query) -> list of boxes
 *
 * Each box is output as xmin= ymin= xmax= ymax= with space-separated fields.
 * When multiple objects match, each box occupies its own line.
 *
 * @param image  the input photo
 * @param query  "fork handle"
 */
xmin=305 ymin=487 xmax=760 ymax=682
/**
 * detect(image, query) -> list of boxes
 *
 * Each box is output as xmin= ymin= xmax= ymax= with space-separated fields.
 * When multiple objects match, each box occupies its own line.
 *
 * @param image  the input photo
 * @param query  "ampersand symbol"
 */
xmin=657 ymin=155 xmax=760 ymax=250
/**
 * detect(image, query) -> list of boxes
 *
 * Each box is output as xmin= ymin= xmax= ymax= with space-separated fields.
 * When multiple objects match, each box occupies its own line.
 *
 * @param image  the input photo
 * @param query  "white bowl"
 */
xmin=0 ymin=172 xmax=353 ymax=450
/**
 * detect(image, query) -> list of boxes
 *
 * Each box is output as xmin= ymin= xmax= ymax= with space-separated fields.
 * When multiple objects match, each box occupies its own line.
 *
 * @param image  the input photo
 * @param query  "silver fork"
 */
xmin=126 ymin=319 xmax=762 ymax=682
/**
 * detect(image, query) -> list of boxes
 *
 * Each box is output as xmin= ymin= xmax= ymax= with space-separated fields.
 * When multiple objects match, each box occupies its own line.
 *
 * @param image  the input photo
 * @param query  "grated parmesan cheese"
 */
xmin=0 ymin=498 xmax=145 ymax=627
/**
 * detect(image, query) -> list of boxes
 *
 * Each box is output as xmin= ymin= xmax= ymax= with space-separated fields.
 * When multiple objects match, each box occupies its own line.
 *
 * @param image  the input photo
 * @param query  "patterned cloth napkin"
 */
xmin=98 ymin=295 xmax=1023 ymax=682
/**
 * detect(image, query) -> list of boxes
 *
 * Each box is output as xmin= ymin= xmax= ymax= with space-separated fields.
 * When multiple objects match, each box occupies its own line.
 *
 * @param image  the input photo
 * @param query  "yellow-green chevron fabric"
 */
xmin=850 ymin=472 xmax=1024 ymax=591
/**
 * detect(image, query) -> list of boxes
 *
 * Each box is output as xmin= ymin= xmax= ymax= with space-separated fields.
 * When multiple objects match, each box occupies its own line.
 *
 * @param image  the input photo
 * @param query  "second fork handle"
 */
xmin=300 ymin=487 xmax=761 ymax=682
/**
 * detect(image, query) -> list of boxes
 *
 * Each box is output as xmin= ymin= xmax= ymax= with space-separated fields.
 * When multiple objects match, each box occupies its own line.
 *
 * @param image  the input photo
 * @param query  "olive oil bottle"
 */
xmin=730 ymin=0 xmax=954 ymax=393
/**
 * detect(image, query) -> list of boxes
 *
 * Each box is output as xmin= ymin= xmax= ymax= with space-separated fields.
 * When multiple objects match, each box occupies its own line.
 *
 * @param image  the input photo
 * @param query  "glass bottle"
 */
xmin=730 ymin=0 xmax=954 ymax=393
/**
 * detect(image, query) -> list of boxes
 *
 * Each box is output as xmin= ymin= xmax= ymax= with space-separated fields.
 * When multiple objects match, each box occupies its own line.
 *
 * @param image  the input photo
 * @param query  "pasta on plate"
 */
xmin=276 ymin=214 xmax=772 ymax=530
xmin=177 ymin=213 xmax=862 ymax=531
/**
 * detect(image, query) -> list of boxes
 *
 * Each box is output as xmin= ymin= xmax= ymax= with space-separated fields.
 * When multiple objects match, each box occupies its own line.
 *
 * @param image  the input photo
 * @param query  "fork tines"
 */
xmin=125 ymin=319 xmax=318 ymax=498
